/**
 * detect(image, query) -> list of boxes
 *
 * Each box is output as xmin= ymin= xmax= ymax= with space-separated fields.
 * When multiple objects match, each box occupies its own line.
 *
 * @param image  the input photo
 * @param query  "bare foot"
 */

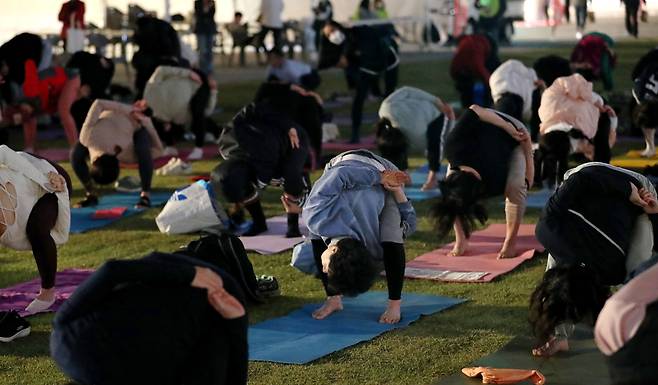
xmin=312 ymin=295 xmax=343 ymax=319
xmin=532 ymin=337 xmax=569 ymax=357
xmin=36 ymin=287 xmax=55 ymax=302
xmin=421 ymin=178 xmax=438 ymax=191
xmin=448 ymin=241 xmax=468 ymax=256
xmin=379 ymin=299 xmax=401 ymax=324
xmin=497 ymin=242 xmax=518 ymax=259
xmin=641 ymin=147 xmax=656 ymax=158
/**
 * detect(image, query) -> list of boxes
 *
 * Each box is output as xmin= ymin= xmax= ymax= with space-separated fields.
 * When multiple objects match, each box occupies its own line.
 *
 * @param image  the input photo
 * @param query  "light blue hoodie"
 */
xmin=302 ymin=151 xmax=416 ymax=260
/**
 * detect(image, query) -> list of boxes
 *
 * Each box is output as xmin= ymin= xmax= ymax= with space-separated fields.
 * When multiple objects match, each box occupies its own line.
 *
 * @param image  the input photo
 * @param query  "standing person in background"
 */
xmin=450 ymin=33 xmax=500 ymax=109
xmin=258 ymin=0 xmax=285 ymax=52
xmin=194 ymin=0 xmax=217 ymax=75
xmin=622 ymin=0 xmax=646 ymax=38
xmin=312 ymin=1 xmax=333 ymax=50
xmin=374 ymin=0 xmax=389 ymax=19
xmin=58 ymin=0 xmax=85 ymax=49
xmin=574 ymin=0 xmax=590 ymax=39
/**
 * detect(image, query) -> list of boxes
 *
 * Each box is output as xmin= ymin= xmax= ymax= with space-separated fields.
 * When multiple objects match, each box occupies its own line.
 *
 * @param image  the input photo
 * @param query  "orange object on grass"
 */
xmin=462 ymin=367 xmax=546 ymax=385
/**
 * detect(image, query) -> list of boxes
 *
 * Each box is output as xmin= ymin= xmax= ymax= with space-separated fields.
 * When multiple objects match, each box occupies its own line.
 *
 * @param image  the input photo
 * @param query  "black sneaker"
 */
xmin=0 ymin=311 xmax=31 ymax=342
xmin=257 ymin=275 xmax=280 ymax=298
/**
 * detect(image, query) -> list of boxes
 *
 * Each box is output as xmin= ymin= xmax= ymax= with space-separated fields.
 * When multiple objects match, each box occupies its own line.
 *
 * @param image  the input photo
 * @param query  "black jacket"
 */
xmin=194 ymin=0 xmax=217 ymax=34
xmin=219 ymin=101 xmax=307 ymax=184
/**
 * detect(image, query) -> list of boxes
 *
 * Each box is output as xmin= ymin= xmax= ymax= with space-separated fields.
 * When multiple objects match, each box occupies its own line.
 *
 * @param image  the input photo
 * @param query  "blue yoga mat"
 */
xmin=405 ymin=164 xmax=446 ymax=201
xmin=70 ymin=191 xmax=171 ymax=233
xmin=249 ymin=291 xmax=464 ymax=364
xmin=526 ymin=188 xmax=554 ymax=208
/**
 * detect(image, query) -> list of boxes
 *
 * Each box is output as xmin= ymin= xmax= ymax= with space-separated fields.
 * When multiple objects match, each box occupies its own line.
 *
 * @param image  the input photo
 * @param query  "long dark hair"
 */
xmin=431 ymin=170 xmax=487 ymax=239
xmin=529 ymin=265 xmax=610 ymax=342
xmin=375 ymin=117 xmax=408 ymax=170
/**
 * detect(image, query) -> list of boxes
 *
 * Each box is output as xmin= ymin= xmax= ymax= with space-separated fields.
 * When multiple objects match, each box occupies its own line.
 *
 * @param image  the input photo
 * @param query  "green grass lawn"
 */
xmin=1 ymin=38 xmax=657 ymax=385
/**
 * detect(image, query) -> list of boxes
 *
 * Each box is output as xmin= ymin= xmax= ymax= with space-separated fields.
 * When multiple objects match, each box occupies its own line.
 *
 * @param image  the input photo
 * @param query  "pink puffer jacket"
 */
xmin=539 ymin=73 xmax=603 ymax=139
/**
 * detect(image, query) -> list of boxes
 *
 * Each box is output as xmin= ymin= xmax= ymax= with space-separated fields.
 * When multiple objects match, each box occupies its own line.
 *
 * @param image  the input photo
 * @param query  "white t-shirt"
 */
xmin=260 ymin=0 xmax=284 ymax=28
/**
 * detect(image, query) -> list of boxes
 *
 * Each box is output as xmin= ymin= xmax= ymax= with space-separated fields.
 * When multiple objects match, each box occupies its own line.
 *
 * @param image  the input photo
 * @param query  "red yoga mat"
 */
xmin=405 ymin=224 xmax=543 ymax=283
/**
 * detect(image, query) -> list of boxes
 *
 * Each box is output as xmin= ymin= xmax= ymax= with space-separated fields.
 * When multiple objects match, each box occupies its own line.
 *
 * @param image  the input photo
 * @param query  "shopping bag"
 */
xmin=66 ymin=28 xmax=85 ymax=53
xmin=156 ymin=180 xmax=227 ymax=234
xmin=291 ymin=240 xmax=318 ymax=275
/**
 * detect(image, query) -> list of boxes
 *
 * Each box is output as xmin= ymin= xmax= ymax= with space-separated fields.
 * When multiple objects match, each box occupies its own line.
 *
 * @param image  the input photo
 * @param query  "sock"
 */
xmin=286 ymin=213 xmax=301 ymax=238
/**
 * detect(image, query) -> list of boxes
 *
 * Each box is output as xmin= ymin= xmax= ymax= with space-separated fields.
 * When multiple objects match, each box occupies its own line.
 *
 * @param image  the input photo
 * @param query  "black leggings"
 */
xmin=426 ymin=115 xmax=445 ymax=172
xmin=351 ymin=67 xmax=399 ymax=142
xmin=311 ymin=239 xmax=405 ymax=300
xmin=25 ymin=161 xmax=72 ymax=289
xmin=625 ymin=1 xmax=640 ymax=37
xmin=71 ymin=128 xmax=153 ymax=192
xmin=593 ymin=111 xmax=612 ymax=164
xmin=454 ymin=73 xmax=492 ymax=109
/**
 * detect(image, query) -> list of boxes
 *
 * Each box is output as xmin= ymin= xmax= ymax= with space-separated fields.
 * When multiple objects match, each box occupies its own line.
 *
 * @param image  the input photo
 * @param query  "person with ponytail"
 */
xmin=376 ymin=86 xmax=455 ymax=190
xmin=432 ymin=105 xmax=533 ymax=259
xmin=531 ymin=162 xmax=658 ymax=357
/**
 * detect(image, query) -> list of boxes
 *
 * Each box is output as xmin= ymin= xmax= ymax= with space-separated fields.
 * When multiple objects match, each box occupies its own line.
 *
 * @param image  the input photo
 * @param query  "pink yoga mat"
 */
xmin=405 ymin=224 xmax=543 ymax=283
xmin=0 ymin=269 xmax=94 ymax=317
xmin=240 ymin=216 xmax=308 ymax=255
xmin=322 ymin=135 xmax=376 ymax=153
xmin=35 ymin=148 xmax=69 ymax=162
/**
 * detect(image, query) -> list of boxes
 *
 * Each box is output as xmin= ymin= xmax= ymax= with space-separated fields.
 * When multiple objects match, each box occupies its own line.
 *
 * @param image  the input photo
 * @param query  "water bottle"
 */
xmin=473 ymin=82 xmax=485 ymax=106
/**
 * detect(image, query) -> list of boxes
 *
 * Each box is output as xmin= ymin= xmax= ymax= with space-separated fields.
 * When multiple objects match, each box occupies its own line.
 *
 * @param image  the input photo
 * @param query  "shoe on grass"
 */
xmin=186 ymin=147 xmax=204 ymax=161
xmin=0 ymin=311 xmax=31 ymax=343
xmin=257 ymin=275 xmax=280 ymax=298
xmin=115 ymin=176 xmax=141 ymax=193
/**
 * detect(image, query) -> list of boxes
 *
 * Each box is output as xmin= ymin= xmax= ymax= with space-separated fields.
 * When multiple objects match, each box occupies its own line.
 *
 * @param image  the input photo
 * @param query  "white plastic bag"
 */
xmin=156 ymin=181 xmax=226 ymax=234
xmin=291 ymin=241 xmax=318 ymax=275
xmin=66 ymin=28 xmax=85 ymax=53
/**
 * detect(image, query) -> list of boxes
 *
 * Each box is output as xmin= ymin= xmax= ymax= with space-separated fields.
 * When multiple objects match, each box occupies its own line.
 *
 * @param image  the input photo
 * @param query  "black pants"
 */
xmin=256 ymin=26 xmax=283 ymax=51
xmin=311 ymin=239 xmax=405 ymax=300
xmin=71 ymin=128 xmax=153 ymax=192
xmin=575 ymin=5 xmax=588 ymax=29
xmin=211 ymin=156 xmax=307 ymax=204
xmin=593 ymin=111 xmax=612 ymax=164
xmin=351 ymin=67 xmax=398 ymax=142
xmin=24 ymin=159 xmax=72 ymax=289
xmin=426 ymin=115 xmax=445 ymax=172
xmin=494 ymin=93 xmax=524 ymax=122
xmin=625 ymin=0 xmax=640 ymax=37
xmin=530 ymin=88 xmax=543 ymax=142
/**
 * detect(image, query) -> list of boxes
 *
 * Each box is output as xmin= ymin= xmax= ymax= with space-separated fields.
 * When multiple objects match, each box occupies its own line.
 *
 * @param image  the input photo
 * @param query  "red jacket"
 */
xmin=58 ymin=0 xmax=85 ymax=39
xmin=450 ymin=35 xmax=492 ymax=83
xmin=22 ymin=60 xmax=69 ymax=114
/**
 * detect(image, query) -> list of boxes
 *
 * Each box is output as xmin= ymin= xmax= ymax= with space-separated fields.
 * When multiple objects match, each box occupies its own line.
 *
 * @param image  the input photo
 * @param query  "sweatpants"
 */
xmin=351 ymin=67 xmax=398 ymax=142
xmin=71 ymin=128 xmax=154 ymax=192
xmin=426 ymin=115 xmax=445 ymax=172
xmin=312 ymin=193 xmax=406 ymax=300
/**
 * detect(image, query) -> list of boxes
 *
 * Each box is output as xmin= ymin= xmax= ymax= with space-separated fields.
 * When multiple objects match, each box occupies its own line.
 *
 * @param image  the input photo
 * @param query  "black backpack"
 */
xmin=181 ymin=233 xmax=264 ymax=303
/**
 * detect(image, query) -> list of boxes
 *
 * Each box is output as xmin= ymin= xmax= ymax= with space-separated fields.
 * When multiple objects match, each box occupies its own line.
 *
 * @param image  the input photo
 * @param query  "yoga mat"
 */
xmin=249 ymin=291 xmax=465 ymax=364
xmin=35 ymin=148 xmax=69 ymax=162
xmin=611 ymin=150 xmax=658 ymax=169
xmin=239 ymin=215 xmax=308 ymax=255
xmin=405 ymin=224 xmax=543 ymax=283
xmin=405 ymin=187 xmax=441 ymax=201
xmin=404 ymin=164 xmax=447 ymax=201
xmin=0 ymin=269 xmax=94 ymax=317
xmin=434 ymin=327 xmax=610 ymax=385
xmin=70 ymin=191 xmax=171 ymax=233
xmin=322 ymin=135 xmax=377 ymax=152
xmin=121 ymin=145 xmax=218 ymax=170
xmin=525 ymin=188 xmax=554 ymax=209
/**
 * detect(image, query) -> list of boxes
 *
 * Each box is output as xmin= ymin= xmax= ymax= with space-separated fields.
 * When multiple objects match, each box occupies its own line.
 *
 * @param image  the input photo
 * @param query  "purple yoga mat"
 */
xmin=239 ymin=216 xmax=308 ymax=255
xmin=322 ymin=135 xmax=377 ymax=153
xmin=0 ymin=269 xmax=94 ymax=317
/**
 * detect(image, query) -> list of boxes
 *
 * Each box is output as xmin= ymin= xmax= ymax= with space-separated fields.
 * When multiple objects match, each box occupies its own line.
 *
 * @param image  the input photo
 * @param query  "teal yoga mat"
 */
xmin=70 ymin=192 xmax=171 ymax=233
xmin=249 ymin=291 xmax=465 ymax=364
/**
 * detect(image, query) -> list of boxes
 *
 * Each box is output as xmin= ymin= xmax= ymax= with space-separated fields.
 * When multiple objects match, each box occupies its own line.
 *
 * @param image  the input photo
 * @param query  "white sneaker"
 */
xmin=163 ymin=146 xmax=179 ymax=157
xmin=156 ymin=157 xmax=179 ymax=176
xmin=25 ymin=297 xmax=56 ymax=315
xmin=161 ymin=158 xmax=193 ymax=176
xmin=576 ymin=31 xmax=583 ymax=40
xmin=204 ymin=132 xmax=216 ymax=143
xmin=186 ymin=147 xmax=204 ymax=161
